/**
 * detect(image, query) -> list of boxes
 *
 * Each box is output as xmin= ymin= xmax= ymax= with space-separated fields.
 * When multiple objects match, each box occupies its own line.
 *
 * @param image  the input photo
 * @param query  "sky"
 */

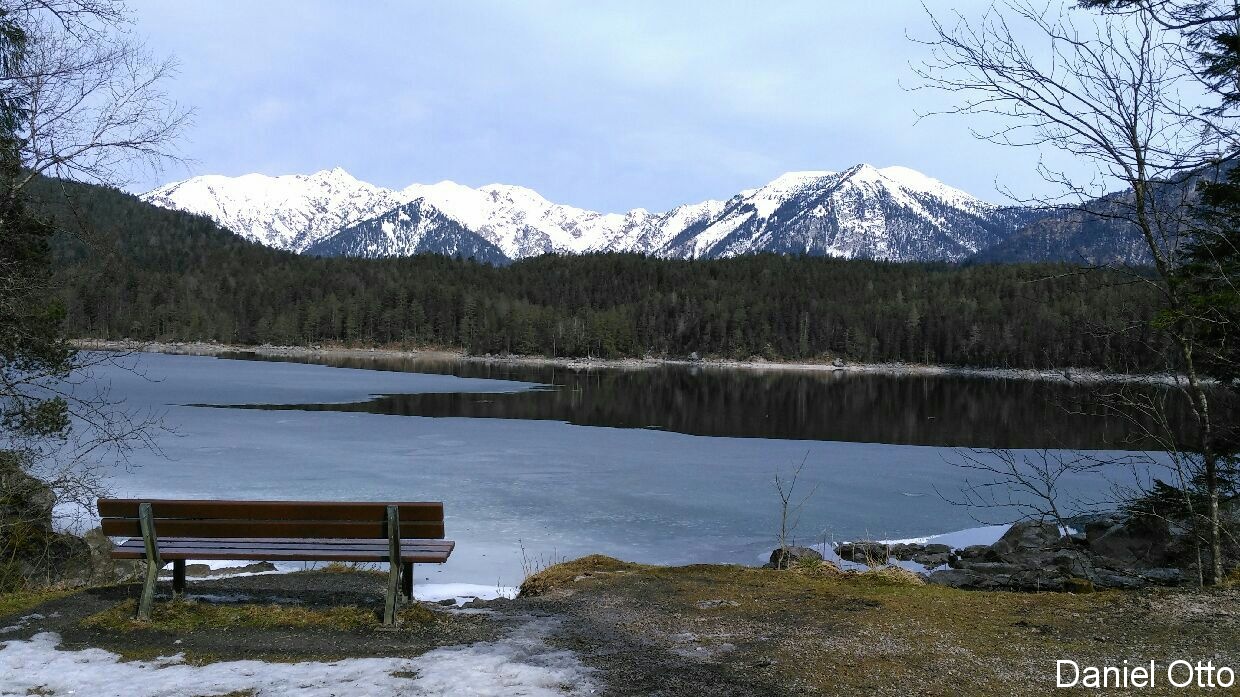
xmin=127 ymin=0 xmax=1092 ymax=212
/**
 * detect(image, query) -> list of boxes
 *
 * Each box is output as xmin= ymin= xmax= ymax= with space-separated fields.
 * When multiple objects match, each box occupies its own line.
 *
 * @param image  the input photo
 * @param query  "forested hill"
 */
xmin=36 ymin=176 xmax=1165 ymax=371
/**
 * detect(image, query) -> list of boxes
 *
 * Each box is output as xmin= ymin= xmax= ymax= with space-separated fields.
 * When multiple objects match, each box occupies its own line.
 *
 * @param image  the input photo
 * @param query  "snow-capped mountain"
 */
xmin=395 ymin=180 xmax=728 ymax=259
xmin=661 ymin=165 xmax=1021 ymax=261
xmin=141 ymin=165 xmax=1048 ymax=264
xmin=304 ymin=199 xmax=508 ymax=264
xmin=141 ymin=168 xmax=403 ymax=252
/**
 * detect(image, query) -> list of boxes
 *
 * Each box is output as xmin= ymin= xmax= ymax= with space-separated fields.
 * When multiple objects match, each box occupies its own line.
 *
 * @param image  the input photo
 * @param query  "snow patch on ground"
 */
xmin=879 ymin=524 xmax=1012 ymax=548
xmin=415 ymin=583 xmax=517 ymax=606
xmin=1 ymin=622 xmax=592 ymax=697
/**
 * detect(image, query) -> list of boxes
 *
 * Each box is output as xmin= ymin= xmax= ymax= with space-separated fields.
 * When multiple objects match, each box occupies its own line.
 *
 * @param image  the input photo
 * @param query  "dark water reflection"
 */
xmin=207 ymin=352 xmax=1203 ymax=450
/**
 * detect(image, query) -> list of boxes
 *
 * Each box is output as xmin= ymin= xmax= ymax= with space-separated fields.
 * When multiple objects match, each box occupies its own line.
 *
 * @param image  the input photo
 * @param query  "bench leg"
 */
xmin=172 ymin=559 xmax=186 ymax=598
xmin=383 ymin=505 xmax=401 ymax=626
xmin=402 ymin=562 xmax=413 ymax=602
xmin=137 ymin=559 xmax=161 ymax=621
xmin=384 ymin=561 xmax=401 ymax=626
xmin=137 ymin=502 xmax=162 ymax=621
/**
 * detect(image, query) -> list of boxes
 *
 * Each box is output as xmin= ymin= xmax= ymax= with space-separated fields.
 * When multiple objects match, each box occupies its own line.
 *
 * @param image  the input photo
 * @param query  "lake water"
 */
xmin=73 ymin=351 xmax=1172 ymax=589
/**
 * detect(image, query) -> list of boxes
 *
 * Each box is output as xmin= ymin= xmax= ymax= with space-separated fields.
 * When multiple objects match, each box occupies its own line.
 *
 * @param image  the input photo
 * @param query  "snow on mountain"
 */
xmin=140 ymin=168 xmax=403 ymax=252
xmin=304 ymin=199 xmax=508 ymax=264
xmin=141 ymin=164 xmax=1039 ymax=264
xmin=659 ymin=164 xmax=1009 ymax=261
xmin=398 ymin=181 xmax=727 ymax=259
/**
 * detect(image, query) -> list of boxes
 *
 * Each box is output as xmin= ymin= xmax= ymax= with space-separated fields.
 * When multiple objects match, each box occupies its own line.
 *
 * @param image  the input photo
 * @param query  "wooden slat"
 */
xmin=114 ymin=533 xmax=453 ymax=550
xmin=110 ymin=542 xmax=454 ymax=563
xmin=101 ymin=518 xmax=445 ymax=540
xmin=114 ymin=545 xmax=453 ymax=559
xmin=98 ymin=499 xmax=444 ymax=523
xmin=114 ymin=537 xmax=454 ymax=549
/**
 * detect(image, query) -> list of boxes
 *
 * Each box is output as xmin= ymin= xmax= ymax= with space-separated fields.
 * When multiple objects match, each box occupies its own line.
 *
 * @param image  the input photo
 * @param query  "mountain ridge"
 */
xmin=140 ymin=165 xmax=1136 ymax=265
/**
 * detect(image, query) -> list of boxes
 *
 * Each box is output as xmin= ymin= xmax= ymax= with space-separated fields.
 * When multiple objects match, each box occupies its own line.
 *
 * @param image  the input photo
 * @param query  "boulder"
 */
xmin=768 ymin=546 xmax=822 ymax=570
xmin=910 ymin=552 xmax=951 ymax=569
xmin=1086 ymin=515 xmax=1174 ymax=568
xmin=927 ymin=569 xmax=992 ymax=589
xmin=178 ymin=561 xmax=277 ymax=578
xmin=59 ymin=528 xmax=141 ymax=586
xmin=834 ymin=542 xmax=889 ymax=565
xmin=990 ymin=521 xmax=1065 ymax=559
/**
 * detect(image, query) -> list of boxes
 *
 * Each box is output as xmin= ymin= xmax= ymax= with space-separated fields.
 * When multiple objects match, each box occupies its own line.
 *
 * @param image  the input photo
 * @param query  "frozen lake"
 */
xmin=71 ymin=351 xmax=1166 ymax=588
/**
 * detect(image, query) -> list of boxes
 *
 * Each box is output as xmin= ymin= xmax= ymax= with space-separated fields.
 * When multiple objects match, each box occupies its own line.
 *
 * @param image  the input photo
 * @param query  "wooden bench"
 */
xmin=97 ymin=499 xmax=454 ymax=625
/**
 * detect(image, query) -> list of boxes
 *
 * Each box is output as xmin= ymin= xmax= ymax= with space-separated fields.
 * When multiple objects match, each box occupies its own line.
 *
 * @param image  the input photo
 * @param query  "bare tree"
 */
xmin=772 ymin=452 xmax=819 ymax=567
xmin=937 ymin=448 xmax=1119 ymax=531
xmin=0 ymin=0 xmax=185 ymax=585
xmin=914 ymin=0 xmax=1235 ymax=584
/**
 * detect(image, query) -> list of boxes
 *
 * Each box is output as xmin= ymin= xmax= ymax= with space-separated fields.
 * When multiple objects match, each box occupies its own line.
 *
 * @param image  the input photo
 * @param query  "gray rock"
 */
xmin=956 ymin=561 xmax=1027 ymax=575
xmin=957 ymin=544 xmax=995 ymax=559
xmin=928 ymin=569 xmax=994 ymax=589
xmin=1087 ymin=515 xmax=1174 ymax=568
xmin=911 ymin=552 xmax=951 ymax=568
xmin=768 ymin=546 xmax=822 ymax=570
xmin=167 ymin=561 xmax=279 ymax=578
xmin=1137 ymin=567 xmax=1186 ymax=585
xmin=835 ymin=542 xmax=889 ymax=564
xmin=991 ymin=520 xmax=1064 ymax=559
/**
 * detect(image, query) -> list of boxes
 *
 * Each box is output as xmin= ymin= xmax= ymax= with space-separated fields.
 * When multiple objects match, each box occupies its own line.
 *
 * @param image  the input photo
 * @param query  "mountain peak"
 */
xmin=141 ymin=163 xmax=1022 ymax=264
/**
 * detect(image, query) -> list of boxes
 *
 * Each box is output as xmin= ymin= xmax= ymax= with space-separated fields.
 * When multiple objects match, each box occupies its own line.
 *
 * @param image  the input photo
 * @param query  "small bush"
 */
xmin=858 ymin=565 xmax=925 ymax=586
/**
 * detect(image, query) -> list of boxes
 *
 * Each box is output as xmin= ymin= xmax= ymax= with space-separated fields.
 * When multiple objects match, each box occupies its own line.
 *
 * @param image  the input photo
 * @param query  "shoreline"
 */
xmin=72 ymin=338 xmax=1183 ymax=385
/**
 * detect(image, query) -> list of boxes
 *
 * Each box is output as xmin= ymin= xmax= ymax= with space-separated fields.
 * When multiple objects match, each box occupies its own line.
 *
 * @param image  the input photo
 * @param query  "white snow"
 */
xmin=746 ymin=170 xmax=835 ymax=219
xmin=141 ymin=162 xmax=997 ymax=262
xmin=141 ymin=168 xmax=405 ymax=252
xmin=1 ymin=623 xmax=593 ymax=697
xmin=414 ymin=583 xmax=517 ymax=606
xmin=671 ymin=163 xmax=1000 ymax=261
xmin=879 ymin=524 xmax=1012 ymax=549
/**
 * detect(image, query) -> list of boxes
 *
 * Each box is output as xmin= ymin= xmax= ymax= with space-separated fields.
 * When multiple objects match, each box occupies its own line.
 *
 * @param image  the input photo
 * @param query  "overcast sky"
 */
xmin=128 ymin=0 xmax=1093 ymax=212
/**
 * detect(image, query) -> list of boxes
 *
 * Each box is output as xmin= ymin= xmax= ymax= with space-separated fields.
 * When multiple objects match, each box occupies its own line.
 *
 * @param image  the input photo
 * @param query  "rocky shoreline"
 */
xmin=73 ymin=338 xmax=1186 ymax=385
xmin=801 ymin=512 xmax=1234 ymax=592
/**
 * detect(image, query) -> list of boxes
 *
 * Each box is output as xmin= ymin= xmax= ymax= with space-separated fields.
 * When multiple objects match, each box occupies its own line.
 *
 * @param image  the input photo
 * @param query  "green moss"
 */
xmin=0 ymin=587 xmax=71 ymax=618
xmin=81 ymin=598 xmax=436 ymax=632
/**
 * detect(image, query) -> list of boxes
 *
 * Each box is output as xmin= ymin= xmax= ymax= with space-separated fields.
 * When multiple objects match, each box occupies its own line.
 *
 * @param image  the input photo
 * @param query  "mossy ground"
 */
xmin=3 ymin=561 xmax=1237 ymax=695
xmin=80 ymin=597 xmax=436 ymax=633
xmin=0 ymin=587 xmax=72 ymax=617
xmin=525 ymin=556 xmax=1240 ymax=696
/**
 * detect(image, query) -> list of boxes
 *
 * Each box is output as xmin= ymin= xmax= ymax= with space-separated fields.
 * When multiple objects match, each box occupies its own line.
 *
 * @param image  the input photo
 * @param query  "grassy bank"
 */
xmin=3 ymin=558 xmax=1236 ymax=695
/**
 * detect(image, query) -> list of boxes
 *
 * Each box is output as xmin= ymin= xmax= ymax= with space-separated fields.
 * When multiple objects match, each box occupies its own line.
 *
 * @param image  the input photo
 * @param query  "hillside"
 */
xmin=34 ymin=175 xmax=1165 ymax=370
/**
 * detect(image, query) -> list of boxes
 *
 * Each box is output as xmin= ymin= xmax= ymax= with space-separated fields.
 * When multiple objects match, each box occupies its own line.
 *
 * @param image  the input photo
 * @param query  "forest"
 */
xmin=38 ymin=176 xmax=1164 ymax=371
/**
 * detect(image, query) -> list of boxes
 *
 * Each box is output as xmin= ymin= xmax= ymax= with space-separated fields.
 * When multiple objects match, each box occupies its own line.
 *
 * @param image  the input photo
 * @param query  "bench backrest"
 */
xmin=97 ymin=499 xmax=445 ymax=540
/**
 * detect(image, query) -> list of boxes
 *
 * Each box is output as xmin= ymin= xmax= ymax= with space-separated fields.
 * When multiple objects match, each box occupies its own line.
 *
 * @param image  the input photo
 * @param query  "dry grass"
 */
xmin=519 ymin=554 xmax=653 ymax=597
xmin=526 ymin=556 xmax=1240 ymax=696
xmin=81 ymin=599 xmax=436 ymax=632
xmin=857 ymin=565 xmax=926 ymax=586
xmin=317 ymin=561 xmax=383 ymax=575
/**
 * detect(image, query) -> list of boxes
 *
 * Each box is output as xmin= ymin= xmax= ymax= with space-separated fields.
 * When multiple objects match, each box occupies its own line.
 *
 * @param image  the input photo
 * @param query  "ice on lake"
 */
xmin=66 ymin=352 xmax=1161 ymax=588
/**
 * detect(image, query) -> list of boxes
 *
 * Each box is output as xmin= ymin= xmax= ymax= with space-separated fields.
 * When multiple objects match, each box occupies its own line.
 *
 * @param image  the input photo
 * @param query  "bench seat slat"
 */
xmin=97 ymin=499 xmax=444 ymax=522
xmin=112 ymin=537 xmax=455 ymax=563
xmin=111 ymin=548 xmax=453 ymax=563
xmin=100 ymin=519 xmax=445 ymax=540
xmin=112 ymin=537 xmax=454 ymax=549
